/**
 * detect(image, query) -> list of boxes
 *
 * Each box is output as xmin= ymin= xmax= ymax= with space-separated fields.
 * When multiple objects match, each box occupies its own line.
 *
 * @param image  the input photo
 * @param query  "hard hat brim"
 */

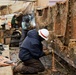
xmin=38 ymin=30 xmax=48 ymax=41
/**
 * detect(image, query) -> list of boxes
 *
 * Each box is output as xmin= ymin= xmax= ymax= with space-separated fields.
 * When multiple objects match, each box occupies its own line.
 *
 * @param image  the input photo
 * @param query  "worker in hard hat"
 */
xmin=19 ymin=11 xmax=36 ymax=47
xmin=14 ymin=28 xmax=50 ymax=74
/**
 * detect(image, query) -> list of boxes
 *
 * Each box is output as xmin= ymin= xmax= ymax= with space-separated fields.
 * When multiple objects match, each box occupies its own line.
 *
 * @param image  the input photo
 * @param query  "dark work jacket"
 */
xmin=19 ymin=29 xmax=45 ymax=62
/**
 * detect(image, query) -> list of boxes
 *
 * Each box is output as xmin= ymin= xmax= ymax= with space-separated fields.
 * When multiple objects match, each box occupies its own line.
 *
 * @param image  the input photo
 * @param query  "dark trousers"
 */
xmin=14 ymin=59 xmax=45 ymax=74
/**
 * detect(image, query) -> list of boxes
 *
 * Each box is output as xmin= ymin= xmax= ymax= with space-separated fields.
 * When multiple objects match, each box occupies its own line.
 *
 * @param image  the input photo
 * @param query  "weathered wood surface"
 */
xmin=0 ymin=45 xmax=13 ymax=75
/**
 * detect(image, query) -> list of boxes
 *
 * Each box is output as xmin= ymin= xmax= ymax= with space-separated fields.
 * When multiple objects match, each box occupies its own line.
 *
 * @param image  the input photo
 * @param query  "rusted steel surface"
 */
xmin=36 ymin=0 xmax=76 ymax=41
xmin=36 ymin=0 xmax=68 ymax=37
xmin=54 ymin=51 xmax=76 ymax=69
xmin=71 ymin=0 xmax=76 ymax=39
xmin=49 ymin=39 xmax=76 ymax=70
xmin=54 ymin=0 xmax=68 ymax=36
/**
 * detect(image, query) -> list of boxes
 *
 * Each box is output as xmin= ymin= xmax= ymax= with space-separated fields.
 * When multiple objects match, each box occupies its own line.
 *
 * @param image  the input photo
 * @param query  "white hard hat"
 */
xmin=38 ymin=29 xmax=49 ymax=41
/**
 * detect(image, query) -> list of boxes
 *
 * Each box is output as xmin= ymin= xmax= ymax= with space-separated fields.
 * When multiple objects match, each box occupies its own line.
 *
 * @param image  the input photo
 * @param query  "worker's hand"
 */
xmin=0 ymin=57 xmax=10 ymax=66
xmin=43 ymin=49 xmax=51 ymax=55
xmin=0 ymin=56 xmax=16 ymax=67
xmin=44 ymin=50 xmax=50 ymax=55
xmin=43 ymin=44 xmax=52 ymax=55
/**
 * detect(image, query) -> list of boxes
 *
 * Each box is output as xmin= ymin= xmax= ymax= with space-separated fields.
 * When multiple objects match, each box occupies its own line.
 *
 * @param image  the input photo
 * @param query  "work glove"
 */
xmin=43 ymin=44 xmax=53 ymax=55
xmin=44 ymin=50 xmax=50 ymax=55
xmin=43 ymin=48 xmax=52 ymax=55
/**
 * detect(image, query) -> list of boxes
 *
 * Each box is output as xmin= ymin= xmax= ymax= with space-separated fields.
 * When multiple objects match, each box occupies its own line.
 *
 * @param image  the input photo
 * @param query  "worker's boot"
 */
xmin=13 ymin=62 xmax=23 ymax=74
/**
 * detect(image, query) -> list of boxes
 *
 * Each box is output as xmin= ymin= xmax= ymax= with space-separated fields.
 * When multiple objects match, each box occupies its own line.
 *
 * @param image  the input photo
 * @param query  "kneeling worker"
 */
xmin=14 ymin=28 xmax=50 ymax=74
